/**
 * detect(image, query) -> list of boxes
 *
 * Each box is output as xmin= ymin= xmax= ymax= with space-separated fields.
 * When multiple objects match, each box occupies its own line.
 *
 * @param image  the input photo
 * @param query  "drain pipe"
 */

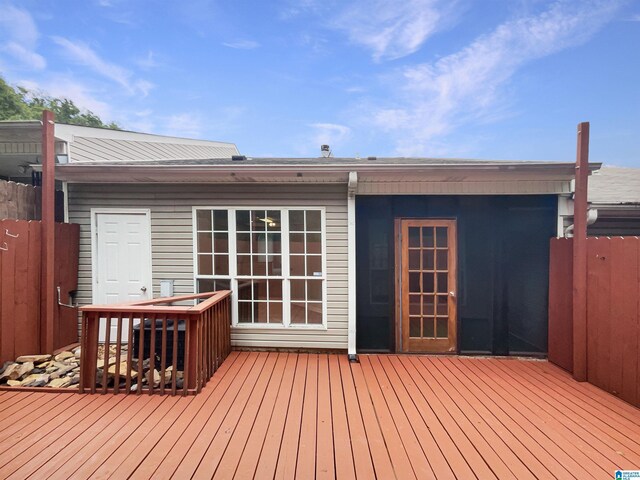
xmin=347 ymin=171 xmax=358 ymax=362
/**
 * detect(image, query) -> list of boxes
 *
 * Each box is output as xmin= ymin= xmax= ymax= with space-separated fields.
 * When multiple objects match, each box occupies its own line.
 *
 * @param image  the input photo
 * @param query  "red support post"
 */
xmin=41 ymin=110 xmax=56 ymax=353
xmin=572 ymin=122 xmax=590 ymax=382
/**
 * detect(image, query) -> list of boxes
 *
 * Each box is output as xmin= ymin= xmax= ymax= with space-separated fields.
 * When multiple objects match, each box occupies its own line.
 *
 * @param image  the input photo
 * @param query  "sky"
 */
xmin=0 ymin=0 xmax=638 ymax=166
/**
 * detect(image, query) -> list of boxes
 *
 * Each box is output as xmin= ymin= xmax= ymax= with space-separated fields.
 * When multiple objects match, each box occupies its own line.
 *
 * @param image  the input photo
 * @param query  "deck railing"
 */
xmin=79 ymin=291 xmax=231 ymax=396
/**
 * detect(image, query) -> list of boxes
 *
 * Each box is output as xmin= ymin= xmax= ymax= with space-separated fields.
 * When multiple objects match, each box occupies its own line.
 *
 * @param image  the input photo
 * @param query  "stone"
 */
xmin=47 ymin=377 xmax=72 ymax=388
xmin=49 ymin=365 xmax=75 ymax=379
xmin=0 ymin=361 xmax=12 ymax=375
xmin=21 ymin=373 xmax=49 ymax=387
xmin=16 ymin=354 xmax=51 ymax=363
xmin=107 ymin=362 xmax=137 ymax=379
xmin=31 ymin=368 xmax=45 ymax=374
xmin=146 ymin=369 xmax=161 ymax=387
xmin=54 ymin=351 xmax=74 ymax=362
xmin=0 ymin=362 xmax=34 ymax=381
xmin=6 ymin=380 xmax=22 ymax=387
xmin=96 ymin=357 xmax=117 ymax=369
xmin=68 ymin=374 xmax=80 ymax=386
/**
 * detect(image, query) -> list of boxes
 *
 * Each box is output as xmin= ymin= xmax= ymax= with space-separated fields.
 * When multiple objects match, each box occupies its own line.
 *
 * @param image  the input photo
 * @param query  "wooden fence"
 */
xmin=0 ymin=219 xmax=79 ymax=363
xmin=79 ymin=291 xmax=232 ymax=396
xmin=0 ymin=180 xmax=64 ymax=221
xmin=548 ymin=237 xmax=640 ymax=407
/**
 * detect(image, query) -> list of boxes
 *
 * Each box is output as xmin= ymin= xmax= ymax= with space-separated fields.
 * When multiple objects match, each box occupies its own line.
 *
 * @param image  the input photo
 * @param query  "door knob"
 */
xmin=449 ymin=291 xmax=455 ymax=297
xmin=141 ymin=286 xmax=147 ymax=293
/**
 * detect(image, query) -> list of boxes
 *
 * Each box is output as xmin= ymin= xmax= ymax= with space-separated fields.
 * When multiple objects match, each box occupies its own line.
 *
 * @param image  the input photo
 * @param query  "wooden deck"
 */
xmin=1 ymin=352 xmax=639 ymax=479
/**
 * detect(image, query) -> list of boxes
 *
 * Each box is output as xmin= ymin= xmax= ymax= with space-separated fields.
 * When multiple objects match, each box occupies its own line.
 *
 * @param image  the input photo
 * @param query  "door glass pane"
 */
xmin=409 ymin=272 xmax=420 ymax=292
xmin=306 ymin=211 xmax=321 ymax=232
xmin=255 ymin=302 xmax=268 ymax=323
xmin=307 ymin=233 xmax=321 ymax=254
xmin=266 ymin=210 xmax=281 ymax=231
xmin=214 ymin=233 xmax=228 ymax=253
xmin=213 ymin=210 xmax=228 ymax=231
xmin=423 ymin=273 xmax=435 ymax=293
xmin=290 ymin=255 xmax=305 ymax=276
xmin=423 ymin=250 xmax=434 ymax=270
xmin=409 ymin=250 xmax=420 ymax=270
xmin=198 ymin=232 xmax=212 ymax=253
xmin=290 ymin=233 xmax=305 ymax=254
xmin=290 ymin=279 xmax=305 ymax=301
xmin=436 ymin=295 xmax=448 ymax=315
xmin=306 ymin=255 xmax=322 ymax=276
xmin=436 ymin=227 xmax=448 ymax=247
xmin=307 ymin=280 xmax=322 ymax=302
xmin=196 ymin=210 xmax=211 ymax=230
xmin=423 ymin=227 xmax=434 ymax=247
xmin=307 ymin=305 xmax=322 ymax=324
xmin=267 ymin=254 xmax=282 ymax=275
xmin=198 ymin=255 xmax=212 ymax=275
xmin=409 ymin=295 xmax=421 ymax=315
xmin=409 ymin=317 xmax=421 ymax=337
xmin=408 ymin=227 xmax=420 ymax=247
xmin=214 ymin=255 xmax=228 ymax=275
xmin=436 ymin=318 xmax=448 ymax=338
xmin=269 ymin=302 xmax=283 ymax=323
xmin=424 ymin=318 xmax=435 ymax=338
xmin=252 ymin=255 xmax=266 ymax=276
xmin=236 ymin=210 xmax=251 ymax=231
xmin=289 ymin=210 xmax=305 ymax=231
xmin=238 ymin=302 xmax=252 ymax=323
xmin=290 ymin=302 xmax=306 ymax=324
xmin=269 ymin=279 xmax=283 ymax=300
xmin=436 ymin=250 xmax=448 ymax=270
xmin=237 ymin=254 xmax=251 ymax=275
xmin=423 ymin=295 xmax=435 ymax=316
xmin=437 ymin=272 xmax=448 ymax=293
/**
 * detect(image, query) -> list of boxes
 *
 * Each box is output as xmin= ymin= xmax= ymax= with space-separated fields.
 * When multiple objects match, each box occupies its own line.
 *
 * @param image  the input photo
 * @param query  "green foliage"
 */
xmin=0 ymin=76 xmax=119 ymax=129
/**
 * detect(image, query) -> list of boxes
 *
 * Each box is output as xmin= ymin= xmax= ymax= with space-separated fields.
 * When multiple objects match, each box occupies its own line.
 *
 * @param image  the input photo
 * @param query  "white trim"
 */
xmin=90 ymin=208 xmax=153 ymax=304
xmin=347 ymin=172 xmax=357 ymax=355
xmin=62 ymin=181 xmax=69 ymax=223
xmin=192 ymin=206 xmax=328 ymax=331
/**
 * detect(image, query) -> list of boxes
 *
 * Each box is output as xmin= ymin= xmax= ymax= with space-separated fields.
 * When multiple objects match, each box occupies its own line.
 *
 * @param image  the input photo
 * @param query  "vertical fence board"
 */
xmin=550 ymin=236 xmax=640 ymax=407
xmin=0 ymin=220 xmax=79 ymax=363
xmin=548 ymin=238 xmax=573 ymax=372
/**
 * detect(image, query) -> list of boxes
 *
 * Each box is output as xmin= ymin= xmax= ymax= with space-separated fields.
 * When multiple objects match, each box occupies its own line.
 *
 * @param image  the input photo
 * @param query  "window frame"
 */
xmin=192 ymin=206 xmax=327 ymax=330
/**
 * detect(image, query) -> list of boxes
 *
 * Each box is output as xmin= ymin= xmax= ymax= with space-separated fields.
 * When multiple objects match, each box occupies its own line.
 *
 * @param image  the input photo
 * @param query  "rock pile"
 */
xmin=95 ymin=345 xmax=185 ymax=391
xmin=0 ymin=345 xmax=185 ymax=391
xmin=0 ymin=348 xmax=81 ymax=388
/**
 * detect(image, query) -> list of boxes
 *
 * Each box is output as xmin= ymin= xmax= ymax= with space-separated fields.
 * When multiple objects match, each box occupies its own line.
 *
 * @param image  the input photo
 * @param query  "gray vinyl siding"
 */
xmin=68 ymin=183 xmax=348 ymax=350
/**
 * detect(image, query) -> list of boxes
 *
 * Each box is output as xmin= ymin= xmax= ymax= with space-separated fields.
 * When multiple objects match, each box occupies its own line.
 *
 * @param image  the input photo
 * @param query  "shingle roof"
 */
xmin=589 ymin=166 xmax=640 ymax=205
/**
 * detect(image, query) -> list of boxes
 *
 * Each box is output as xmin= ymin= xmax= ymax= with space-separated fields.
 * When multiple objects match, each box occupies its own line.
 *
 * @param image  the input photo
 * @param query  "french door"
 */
xmin=399 ymin=219 xmax=457 ymax=353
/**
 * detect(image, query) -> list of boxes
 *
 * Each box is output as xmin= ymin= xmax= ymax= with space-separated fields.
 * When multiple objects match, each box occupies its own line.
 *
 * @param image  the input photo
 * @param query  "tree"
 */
xmin=0 ymin=76 xmax=119 ymax=129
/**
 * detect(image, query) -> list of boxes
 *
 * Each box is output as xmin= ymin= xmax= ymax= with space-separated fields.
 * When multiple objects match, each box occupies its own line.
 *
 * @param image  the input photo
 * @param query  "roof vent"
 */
xmin=367 ymin=156 xmax=377 ymax=161
xmin=232 ymin=155 xmax=246 ymax=161
xmin=320 ymin=145 xmax=332 ymax=158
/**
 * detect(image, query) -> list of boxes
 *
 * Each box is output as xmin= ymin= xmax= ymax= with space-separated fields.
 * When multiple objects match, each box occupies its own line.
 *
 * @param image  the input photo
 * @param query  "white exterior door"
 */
xmin=94 ymin=211 xmax=152 ymax=341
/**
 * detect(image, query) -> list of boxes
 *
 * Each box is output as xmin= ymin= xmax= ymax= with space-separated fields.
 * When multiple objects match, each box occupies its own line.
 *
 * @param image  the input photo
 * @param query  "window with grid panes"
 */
xmin=194 ymin=208 xmax=325 ymax=327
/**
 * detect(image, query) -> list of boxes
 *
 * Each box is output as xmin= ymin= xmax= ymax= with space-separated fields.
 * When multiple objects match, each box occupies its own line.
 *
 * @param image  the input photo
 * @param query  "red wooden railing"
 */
xmin=79 ymin=291 xmax=231 ymax=396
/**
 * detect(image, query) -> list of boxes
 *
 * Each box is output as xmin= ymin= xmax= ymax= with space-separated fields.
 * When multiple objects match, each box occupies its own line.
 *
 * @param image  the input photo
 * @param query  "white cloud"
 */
xmin=1 ymin=42 xmax=46 ymax=70
xmin=309 ymin=123 xmax=351 ymax=152
xmin=135 ymin=50 xmax=162 ymax=70
xmin=164 ymin=113 xmax=204 ymax=138
xmin=52 ymin=36 xmax=153 ymax=96
xmin=331 ymin=0 xmax=457 ymax=61
xmin=369 ymin=0 xmax=623 ymax=155
xmin=0 ymin=4 xmax=46 ymax=70
xmin=222 ymin=40 xmax=260 ymax=50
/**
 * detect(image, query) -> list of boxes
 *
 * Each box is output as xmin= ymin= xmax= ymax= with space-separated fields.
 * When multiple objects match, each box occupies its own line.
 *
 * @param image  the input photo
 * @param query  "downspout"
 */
xmin=347 ymin=171 xmax=357 ymax=361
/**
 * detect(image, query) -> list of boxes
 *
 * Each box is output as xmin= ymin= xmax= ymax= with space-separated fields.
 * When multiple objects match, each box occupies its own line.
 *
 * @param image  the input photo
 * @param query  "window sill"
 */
xmin=231 ymin=323 xmax=328 ymax=331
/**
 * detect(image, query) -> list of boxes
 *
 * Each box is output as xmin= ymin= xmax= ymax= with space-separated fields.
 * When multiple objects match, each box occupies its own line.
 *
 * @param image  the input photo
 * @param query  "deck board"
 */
xmin=0 ymin=352 xmax=638 ymax=479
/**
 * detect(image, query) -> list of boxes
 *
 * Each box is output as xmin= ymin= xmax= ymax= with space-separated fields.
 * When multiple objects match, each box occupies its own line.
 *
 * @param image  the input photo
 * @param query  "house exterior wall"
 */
xmin=68 ymin=183 xmax=349 ymax=350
